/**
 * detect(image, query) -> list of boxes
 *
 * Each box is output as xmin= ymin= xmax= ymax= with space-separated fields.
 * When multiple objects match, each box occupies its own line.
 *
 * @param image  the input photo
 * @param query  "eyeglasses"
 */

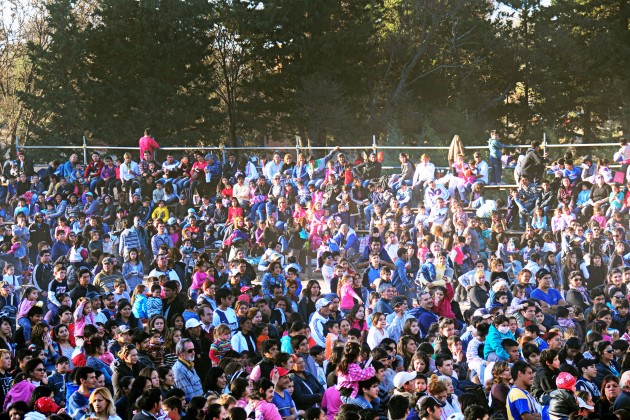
xmin=185 ymin=349 xmax=195 ymax=354
xmin=614 ymin=295 xmax=625 ymax=299
xmin=34 ymin=368 xmax=46 ymax=372
xmin=605 ymin=349 xmax=614 ymax=354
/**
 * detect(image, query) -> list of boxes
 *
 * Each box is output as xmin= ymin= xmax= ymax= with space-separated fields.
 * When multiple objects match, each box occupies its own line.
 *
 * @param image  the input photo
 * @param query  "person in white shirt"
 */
xmin=232 ymin=175 xmax=250 ymax=207
xmin=473 ymin=153 xmax=489 ymax=185
xmin=263 ymin=153 xmax=283 ymax=180
xmin=412 ymin=154 xmax=436 ymax=199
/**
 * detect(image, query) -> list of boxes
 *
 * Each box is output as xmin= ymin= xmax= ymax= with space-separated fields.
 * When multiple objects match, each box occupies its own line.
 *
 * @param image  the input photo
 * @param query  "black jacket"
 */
xmin=548 ymin=389 xmax=579 ymax=420
xmin=531 ymin=366 xmax=559 ymax=402
xmin=290 ymin=371 xmax=325 ymax=410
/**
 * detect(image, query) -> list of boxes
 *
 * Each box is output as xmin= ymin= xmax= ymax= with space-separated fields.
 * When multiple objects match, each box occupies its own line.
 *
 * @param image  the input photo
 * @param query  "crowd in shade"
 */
xmin=1 ymin=129 xmax=630 ymax=420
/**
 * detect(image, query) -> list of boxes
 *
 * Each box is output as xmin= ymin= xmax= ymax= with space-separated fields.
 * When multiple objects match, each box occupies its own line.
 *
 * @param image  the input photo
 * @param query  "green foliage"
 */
xmin=10 ymin=0 xmax=630 ymax=150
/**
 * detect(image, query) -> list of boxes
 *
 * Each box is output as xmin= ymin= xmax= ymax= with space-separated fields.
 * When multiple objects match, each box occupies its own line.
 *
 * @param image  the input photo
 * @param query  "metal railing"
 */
xmin=14 ymin=134 xmax=620 ymax=167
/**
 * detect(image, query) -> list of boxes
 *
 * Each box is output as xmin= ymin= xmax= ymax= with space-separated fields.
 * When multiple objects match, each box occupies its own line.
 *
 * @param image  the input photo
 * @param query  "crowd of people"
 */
xmin=0 ymin=128 xmax=628 ymax=420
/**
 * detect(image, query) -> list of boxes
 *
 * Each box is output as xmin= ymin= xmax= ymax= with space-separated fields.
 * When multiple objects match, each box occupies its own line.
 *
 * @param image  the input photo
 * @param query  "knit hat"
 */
xmin=556 ymin=372 xmax=577 ymax=390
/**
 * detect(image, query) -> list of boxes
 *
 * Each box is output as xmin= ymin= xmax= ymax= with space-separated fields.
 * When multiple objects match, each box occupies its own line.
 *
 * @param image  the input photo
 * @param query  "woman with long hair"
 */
xmin=148 ymin=315 xmax=167 ymax=342
xmin=158 ymin=366 xmax=175 ymax=396
xmin=249 ymin=378 xmax=282 ymax=420
xmin=438 ymin=375 xmax=461 ymax=419
xmin=114 ymin=300 xmax=142 ymax=330
xmin=113 ymin=376 xmax=134 ymax=419
xmin=51 ymin=324 xmax=74 ymax=370
xmin=469 ymin=269 xmax=490 ymax=311
xmin=565 ymin=270 xmax=591 ymax=312
xmin=489 ymin=361 xmax=511 ymax=418
xmin=163 ymin=328 xmax=182 ymax=368
xmin=402 ymin=318 xmax=423 ymax=344
xmin=325 ymin=346 xmax=344 ymax=387
xmin=85 ymin=336 xmax=113 ymax=389
xmin=298 ymin=280 xmax=321 ymax=323
xmin=231 ymin=317 xmax=257 ymax=355
xmin=28 ymin=323 xmax=58 ymax=372
xmin=366 ymin=312 xmax=388 ymax=349
xmin=84 ymin=387 xmax=122 ymax=420
xmin=204 ymin=366 xmax=228 ymax=398
xmin=595 ymin=341 xmax=621 ymax=387
xmin=111 ymin=345 xmax=140 ymax=400
xmin=397 ymin=336 xmax=418 ymax=371
xmin=139 ymin=367 xmax=160 ymax=390
xmin=347 ymin=304 xmax=368 ymax=335
xmin=410 ymin=351 xmax=431 ymax=375
xmin=561 ymin=251 xmax=589 ymax=292
xmin=0 ymin=317 xmax=14 ymax=356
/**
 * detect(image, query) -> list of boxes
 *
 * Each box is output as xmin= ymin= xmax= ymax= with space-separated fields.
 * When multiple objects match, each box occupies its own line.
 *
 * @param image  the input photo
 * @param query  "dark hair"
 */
xmin=511 ymin=361 xmax=532 ymax=381
xmin=137 ymin=388 xmax=163 ymax=411
xmin=205 ymin=403 xmax=223 ymax=420
xmin=162 ymin=396 xmax=183 ymax=414
xmin=388 ymin=395 xmax=410 ymax=420
xmin=75 ymin=366 xmax=96 ymax=384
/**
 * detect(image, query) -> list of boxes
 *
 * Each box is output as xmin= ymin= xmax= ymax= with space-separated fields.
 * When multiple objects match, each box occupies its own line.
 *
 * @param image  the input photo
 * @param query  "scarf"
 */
xmin=570 ymin=285 xmax=590 ymax=303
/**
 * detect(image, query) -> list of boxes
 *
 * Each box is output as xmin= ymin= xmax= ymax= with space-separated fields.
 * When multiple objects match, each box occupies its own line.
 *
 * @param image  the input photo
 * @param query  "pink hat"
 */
xmin=556 ymin=372 xmax=577 ymax=390
xmin=237 ymin=294 xmax=250 ymax=303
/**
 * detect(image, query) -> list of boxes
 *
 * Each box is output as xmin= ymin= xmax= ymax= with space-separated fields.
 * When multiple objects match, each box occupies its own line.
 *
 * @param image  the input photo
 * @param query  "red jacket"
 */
xmin=432 ymin=283 xmax=456 ymax=320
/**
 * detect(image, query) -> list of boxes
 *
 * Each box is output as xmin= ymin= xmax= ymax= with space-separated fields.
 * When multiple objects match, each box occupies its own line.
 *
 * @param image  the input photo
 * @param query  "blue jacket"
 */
xmin=410 ymin=306 xmax=439 ymax=337
xmin=484 ymin=324 xmax=516 ymax=360
xmin=392 ymin=258 xmax=412 ymax=290
xmin=333 ymin=229 xmax=359 ymax=253
xmin=488 ymin=138 xmax=505 ymax=159
xmin=68 ymin=390 xmax=90 ymax=420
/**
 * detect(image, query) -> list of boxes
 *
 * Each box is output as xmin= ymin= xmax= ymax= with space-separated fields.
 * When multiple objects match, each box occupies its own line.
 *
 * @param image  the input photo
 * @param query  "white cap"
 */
xmin=185 ymin=319 xmax=203 ymax=329
xmin=577 ymin=397 xmax=594 ymax=411
xmin=393 ymin=371 xmax=417 ymax=388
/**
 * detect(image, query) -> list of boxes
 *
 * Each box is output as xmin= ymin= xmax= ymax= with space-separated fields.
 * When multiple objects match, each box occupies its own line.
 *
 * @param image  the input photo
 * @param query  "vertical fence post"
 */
xmin=82 ymin=136 xmax=88 ymax=164
xmin=15 ymin=135 xmax=19 ymax=155
xmin=372 ymin=134 xmax=377 ymax=153
xmin=295 ymin=135 xmax=300 ymax=157
xmin=220 ymin=144 xmax=226 ymax=165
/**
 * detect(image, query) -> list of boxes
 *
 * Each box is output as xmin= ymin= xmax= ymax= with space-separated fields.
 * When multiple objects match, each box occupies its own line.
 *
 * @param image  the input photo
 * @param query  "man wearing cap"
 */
xmin=83 ymin=191 xmax=101 ymax=217
xmin=576 ymin=358 xmax=600 ymax=403
xmin=69 ymin=268 xmax=98 ymax=309
xmin=411 ymin=291 xmax=439 ymax=337
xmin=548 ymin=372 xmax=579 ymax=419
xmin=613 ymin=370 xmax=630 ymax=410
xmin=151 ymin=221 xmax=174 ymax=257
xmin=530 ymin=269 xmax=566 ymax=313
xmin=393 ymin=371 xmax=417 ymax=399
xmin=93 ymin=257 xmax=125 ymax=294
xmin=418 ymin=396 xmax=445 ymax=420
xmin=386 ymin=296 xmax=415 ymax=342
xmin=108 ymin=324 xmax=131 ymax=356
xmin=309 ymin=297 xmax=331 ymax=348
xmin=506 ymin=361 xmax=541 ymax=420
xmin=184 ymin=318 xmax=212 ymax=376
xmin=173 ymin=338 xmax=203 ymax=402
xmin=272 ymin=367 xmax=302 ymax=419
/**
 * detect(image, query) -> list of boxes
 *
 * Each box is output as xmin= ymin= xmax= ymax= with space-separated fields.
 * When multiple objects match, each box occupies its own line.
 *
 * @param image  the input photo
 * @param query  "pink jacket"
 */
xmin=17 ymin=299 xmax=37 ymax=320
xmin=4 ymin=380 xmax=35 ymax=410
xmin=73 ymin=302 xmax=95 ymax=337
xmin=336 ymin=362 xmax=375 ymax=398
xmin=253 ymin=400 xmax=282 ymax=420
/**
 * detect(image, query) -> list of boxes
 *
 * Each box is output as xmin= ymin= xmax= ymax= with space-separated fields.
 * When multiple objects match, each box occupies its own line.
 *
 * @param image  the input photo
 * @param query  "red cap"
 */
xmin=556 ymin=372 xmax=577 ymax=390
xmin=270 ymin=367 xmax=290 ymax=379
xmin=240 ymin=286 xmax=251 ymax=293
xmin=35 ymin=397 xmax=59 ymax=415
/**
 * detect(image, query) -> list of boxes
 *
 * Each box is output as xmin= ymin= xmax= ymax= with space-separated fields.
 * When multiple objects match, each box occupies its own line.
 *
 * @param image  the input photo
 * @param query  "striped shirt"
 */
xmin=507 ymin=386 xmax=539 ymax=420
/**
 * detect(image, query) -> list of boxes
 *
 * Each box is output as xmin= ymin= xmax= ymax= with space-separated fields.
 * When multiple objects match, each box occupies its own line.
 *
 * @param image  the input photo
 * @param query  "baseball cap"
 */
xmin=473 ymin=308 xmax=493 ymax=319
xmin=577 ymin=397 xmax=594 ymax=411
xmin=393 ymin=371 xmax=417 ymax=388
xmin=237 ymin=294 xmax=250 ymax=303
xmin=85 ymin=192 xmax=93 ymax=197
xmin=117 ymin=325 xmax=131 ymax=334
xmin=556 ymin=372 xmax=577 ymax=390
xmin=185 ymin=319 xmax=203 ymax=329
xmin=315 ymin=297 xmax=331 ymax=311
xmin=240 ymin=286 xmax=251 ymax=293
xmin=270 ymin=367 xmax=290 ymax=379
xmin=35 ymin=397 xmax=59 ymax=415
xmin=86 ymin=291 xmax=101 ymax=300
xmin=391 ymin=296 xmax=406 ymax=308
xmin=419 ymin=396 xmax=446 ymax=413
xmin=102 ymin=257 xmax=116 ymax=265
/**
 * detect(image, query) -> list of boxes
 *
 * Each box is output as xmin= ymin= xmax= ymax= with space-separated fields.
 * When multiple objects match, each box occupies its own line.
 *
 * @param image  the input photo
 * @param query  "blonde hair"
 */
xmin=89 ymin=387 xmax=116 ymax=416
xmin=215 ymin=323 xmax=231 ymax=337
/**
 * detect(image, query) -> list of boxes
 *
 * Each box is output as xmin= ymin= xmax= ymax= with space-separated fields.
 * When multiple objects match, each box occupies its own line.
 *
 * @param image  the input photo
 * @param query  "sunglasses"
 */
xmin=186 ymin=349 xmax=195 ymax=354
xmin=605 ymin=349 xmax=614 ymax=354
